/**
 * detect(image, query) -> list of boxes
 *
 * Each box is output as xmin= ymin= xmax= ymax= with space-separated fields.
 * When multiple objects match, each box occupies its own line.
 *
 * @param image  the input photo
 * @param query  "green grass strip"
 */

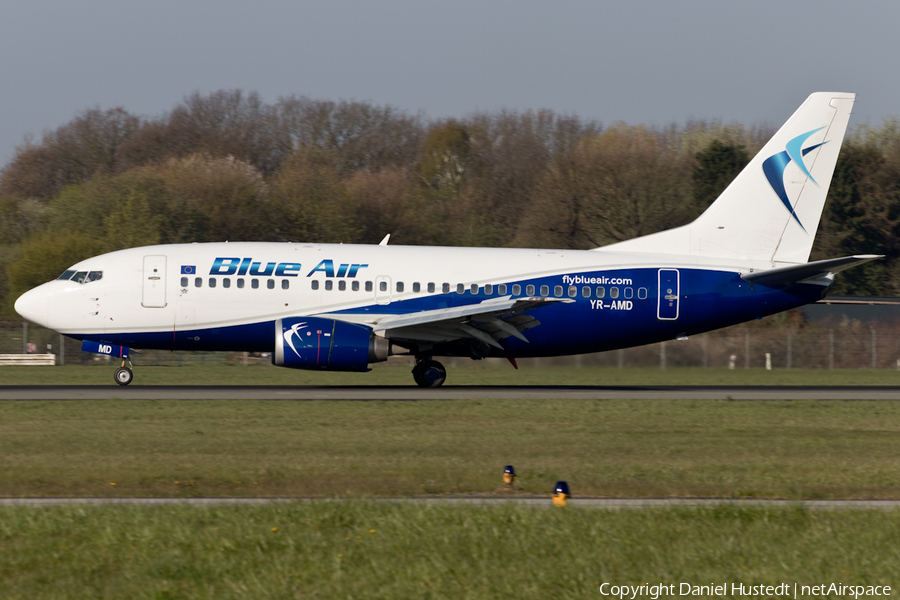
xmin=3 ymin=399 xmax=900 ymax=499
xmin=1 ymin=503 xmax=897 ymax=599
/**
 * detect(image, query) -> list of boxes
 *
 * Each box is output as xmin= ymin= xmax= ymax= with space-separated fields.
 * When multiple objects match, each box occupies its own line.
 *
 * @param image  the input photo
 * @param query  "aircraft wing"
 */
xmin=741 ymin=255 xmax=882 ymax=287
xmin=372 ymin=295 xmax=573 ymax=349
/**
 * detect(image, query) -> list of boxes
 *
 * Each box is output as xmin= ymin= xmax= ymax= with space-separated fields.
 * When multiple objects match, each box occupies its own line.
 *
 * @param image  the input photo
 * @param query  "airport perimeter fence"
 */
xmin=3 ymin=319 xmax=900 ymax=371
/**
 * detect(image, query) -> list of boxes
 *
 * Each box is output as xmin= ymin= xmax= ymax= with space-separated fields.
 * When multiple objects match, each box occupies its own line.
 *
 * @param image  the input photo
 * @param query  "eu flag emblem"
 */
xmin=181 ymin=265 xmax=196 ymax=275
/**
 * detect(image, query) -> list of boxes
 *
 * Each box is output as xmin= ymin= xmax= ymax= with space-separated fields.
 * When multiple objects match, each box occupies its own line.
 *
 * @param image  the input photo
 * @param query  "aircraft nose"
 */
xmin=14 ymin=286 xmax=50 ymax=328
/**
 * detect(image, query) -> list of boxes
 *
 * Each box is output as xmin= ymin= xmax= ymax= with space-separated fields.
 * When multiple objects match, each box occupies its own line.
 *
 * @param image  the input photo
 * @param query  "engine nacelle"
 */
xmin=273 ymin=317 xmax=389 ymax=372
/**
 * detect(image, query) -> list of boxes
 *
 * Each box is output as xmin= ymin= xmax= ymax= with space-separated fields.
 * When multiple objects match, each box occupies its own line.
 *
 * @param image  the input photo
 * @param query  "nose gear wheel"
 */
xmin=114 ymin=366 xmax=133 ymax=386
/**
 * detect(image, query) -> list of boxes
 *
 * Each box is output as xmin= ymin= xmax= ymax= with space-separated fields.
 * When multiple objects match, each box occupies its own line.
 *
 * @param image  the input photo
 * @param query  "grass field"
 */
xmin=3 ymin=384 xmax=900 ymax=596
xmin=1 ymin=503 xmax=897 ymax=599
xmin=3 ymin=363 xmax=900 ymax=386
xmin=3 ymin=398 xmax=900 ymax=499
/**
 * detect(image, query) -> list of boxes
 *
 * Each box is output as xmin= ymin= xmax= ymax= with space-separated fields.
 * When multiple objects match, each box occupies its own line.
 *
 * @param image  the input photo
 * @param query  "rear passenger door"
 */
xmin=657 ymin=269 xmax=679 ymax=320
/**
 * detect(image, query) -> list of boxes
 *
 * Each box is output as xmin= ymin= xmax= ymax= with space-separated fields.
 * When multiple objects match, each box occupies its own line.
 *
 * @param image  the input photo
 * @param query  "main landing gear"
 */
xmin=114 ymin=360 xmax=134 ymax=386
xmin=412 ymin=359 xmax=446 ymax=388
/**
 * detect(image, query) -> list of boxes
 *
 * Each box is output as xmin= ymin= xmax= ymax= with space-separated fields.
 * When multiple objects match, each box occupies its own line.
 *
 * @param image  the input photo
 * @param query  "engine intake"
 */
xmin=273 ymin=317 xmax=389 ymax=372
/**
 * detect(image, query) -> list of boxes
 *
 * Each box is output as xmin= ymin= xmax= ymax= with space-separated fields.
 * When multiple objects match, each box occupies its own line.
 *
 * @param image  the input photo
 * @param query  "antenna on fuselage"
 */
xmin=379 ymin=234 xmax=391 ymax=246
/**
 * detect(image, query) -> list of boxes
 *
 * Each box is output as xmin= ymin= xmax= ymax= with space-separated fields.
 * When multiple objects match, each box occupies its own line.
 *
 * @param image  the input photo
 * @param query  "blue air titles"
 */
xmin=307 ymin=260 xmax=368 ymax=278
xmin=210 ymin=258 xmax=368 ymax=278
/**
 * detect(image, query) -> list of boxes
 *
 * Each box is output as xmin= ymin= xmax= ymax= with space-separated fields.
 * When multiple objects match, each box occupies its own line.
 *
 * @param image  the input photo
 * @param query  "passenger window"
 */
xmin=312 ymin=280 xmax=319 ymax=290
xmin=427 ymin=283 xmax=435 ymax=293
xmin=380 ymin=281 xmax=387 ymax=292
xmin=339 ymin=280 xmax=346 ymax=291
xmin=568 ymin=286 xmax=577 ymax=297
xmin=267 ymin=279 xmax=274 ymax=290
xmin=610 ymin=287 xmax=619 ymax=299
xmin=326 ymin=280 xmax=333 ymax=291
xmin=526 ymin=285 xmax=535 ymax=295
xmin=223 ymin=278 xmax=231 ymax=288
xmin=638 ymin=287 xmax=648 ymax=299
xmin=485 ymin=284 xmax=493 ymax=295
xmin=195 ymin=277 xmax=202 ymax=288
xmin=86 ymin=271 xmax=103 ymax=283
xmin=282 ymin=280 xmax=289 ymax=290
xmin=181 ymin=277 xmax=188 ymax=287
xmin=352 ymin=281 xmax=360 ymax=292
xmin=457 ymin=284 xmax=465 ymax=294
xmin=538 ymin=285 xmax=547 ymax=296
xmin=471 ymin=284 xmax=479 ymax=294
xmin=252 ymin=279 xmax=259 ymax=289
xmin=499 ymin=284 xmax=507 ymax=295
xmin=366 ymin=281 xmax=373 ymax=292
xmin=396 ymin=282 xmax=404 ymax=292
xmin=582 ymin=286 xmax=590 ymax=298
xmin=413 ymin=282 xmax=420 ymax=293
xmin=624 ymin=287 xmax=633 ymax=299
xmin=596 ymin=287 xmax=605 ymax=298
xmin=513 ymin=284 xmax=521 ymax=295
xmin=554 ymin=286 xmax=563 ymax=297
xmin=237 ymin=278 xmax=245 ymax=289
xmin=209 ymin=278 xmax=217 ymax=288
xmin=442 ymin=283 xmax=450 ymax=293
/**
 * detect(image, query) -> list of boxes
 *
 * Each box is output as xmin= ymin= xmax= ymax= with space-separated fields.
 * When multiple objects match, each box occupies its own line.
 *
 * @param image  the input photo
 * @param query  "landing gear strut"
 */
xmin=412 ymin=359 xmax=446 ymax=388
xmin=114 ymin=360 xmax=134 ymax=386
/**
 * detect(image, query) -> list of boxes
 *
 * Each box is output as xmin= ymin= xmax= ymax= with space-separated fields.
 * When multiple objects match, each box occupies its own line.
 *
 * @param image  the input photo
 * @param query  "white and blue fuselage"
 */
xmin=16 ymin=242 xmax=825 ymax=356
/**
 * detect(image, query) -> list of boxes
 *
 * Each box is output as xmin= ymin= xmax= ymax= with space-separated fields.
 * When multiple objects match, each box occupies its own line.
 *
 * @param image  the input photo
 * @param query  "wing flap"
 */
xmin=374 ymin=296 xmax=571 ymax=347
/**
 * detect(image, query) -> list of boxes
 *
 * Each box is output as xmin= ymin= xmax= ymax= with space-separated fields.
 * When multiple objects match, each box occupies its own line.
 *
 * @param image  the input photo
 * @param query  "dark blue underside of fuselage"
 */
xmin=73 ymin=268 xmax=826 ymax=358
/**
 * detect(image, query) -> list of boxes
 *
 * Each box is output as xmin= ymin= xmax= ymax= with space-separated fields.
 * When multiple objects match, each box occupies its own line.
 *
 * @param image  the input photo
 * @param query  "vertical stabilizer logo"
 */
xmin=761 ymin=127 xmax=827 ymax=232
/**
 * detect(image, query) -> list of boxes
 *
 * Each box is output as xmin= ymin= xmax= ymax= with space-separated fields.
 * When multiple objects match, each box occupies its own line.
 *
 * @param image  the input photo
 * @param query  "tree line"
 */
xmin=1 ymin=89 xmax=898 ymax=317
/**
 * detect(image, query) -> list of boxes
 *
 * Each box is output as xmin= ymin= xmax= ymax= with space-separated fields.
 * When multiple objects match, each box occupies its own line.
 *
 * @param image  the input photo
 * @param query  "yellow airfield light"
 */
xmin=552 ymin=481 xmax=570 ymax=507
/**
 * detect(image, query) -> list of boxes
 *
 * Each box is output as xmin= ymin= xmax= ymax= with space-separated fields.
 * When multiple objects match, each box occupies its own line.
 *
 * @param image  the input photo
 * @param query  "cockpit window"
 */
xmin=61 ymin=270 xmax=102 ymax=284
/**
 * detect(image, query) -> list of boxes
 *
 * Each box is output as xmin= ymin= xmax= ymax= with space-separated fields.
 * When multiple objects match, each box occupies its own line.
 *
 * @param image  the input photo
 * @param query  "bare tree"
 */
xmin=275 ymin=97 xmax=424 ymax=175
xmin=515 ymin=125 xmax=694 ymax=248
xmin=0 ymin=107 xmax=141 ymax=200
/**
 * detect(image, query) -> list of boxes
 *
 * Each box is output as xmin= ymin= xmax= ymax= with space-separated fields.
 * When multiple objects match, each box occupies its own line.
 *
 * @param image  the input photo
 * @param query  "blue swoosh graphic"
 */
xmin=786 ymin=126 xmax=825 ymax=185
xmin=762 ymin=150 xmax=802 ymax=231
xmin=761 ymin=128 xmax=828 ymax=233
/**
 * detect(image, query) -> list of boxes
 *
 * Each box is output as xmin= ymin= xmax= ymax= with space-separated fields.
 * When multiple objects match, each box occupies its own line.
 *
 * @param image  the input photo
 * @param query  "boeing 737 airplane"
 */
xmin=15 ymin=92 xmax=879 ymax=387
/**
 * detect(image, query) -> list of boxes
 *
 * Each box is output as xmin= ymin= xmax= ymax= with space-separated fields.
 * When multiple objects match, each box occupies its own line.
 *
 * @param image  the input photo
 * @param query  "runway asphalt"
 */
xmin=1 ymin=385 xmax=900 ymax=400
xmin=2 ymin=496 xmax=899 ymax=509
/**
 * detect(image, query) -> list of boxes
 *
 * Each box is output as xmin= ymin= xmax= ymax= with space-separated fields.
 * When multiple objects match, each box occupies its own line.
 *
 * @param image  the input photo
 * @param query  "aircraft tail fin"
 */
xmin=602 ymin=92 xmax=856 ymax=264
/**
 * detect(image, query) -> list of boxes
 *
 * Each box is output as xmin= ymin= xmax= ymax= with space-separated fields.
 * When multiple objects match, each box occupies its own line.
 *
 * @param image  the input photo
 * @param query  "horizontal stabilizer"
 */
xmin=741 ymin=255 xmax=881 ymax=287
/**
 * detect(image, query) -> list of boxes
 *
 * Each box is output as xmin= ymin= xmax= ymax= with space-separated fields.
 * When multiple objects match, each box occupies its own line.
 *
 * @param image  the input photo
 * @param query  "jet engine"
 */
xmin=273 ymin=317 xmax=389 ymax=372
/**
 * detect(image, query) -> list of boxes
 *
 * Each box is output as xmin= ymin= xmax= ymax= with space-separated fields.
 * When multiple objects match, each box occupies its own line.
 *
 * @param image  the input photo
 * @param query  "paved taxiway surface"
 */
xmin=1 ymin=385 xmax=900 ymax=400
xmin=2 ymin=497 xmax=899 ymax=509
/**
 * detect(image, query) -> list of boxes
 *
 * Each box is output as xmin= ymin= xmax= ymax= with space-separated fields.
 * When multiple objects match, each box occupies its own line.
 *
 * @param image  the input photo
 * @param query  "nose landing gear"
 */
xmin=114 ymin=360 xmax=134 ymax=386
xmin=80 ymin=341 xmax=134 ymax=386
xmin=412 ymin=359 xmax=446 ymax=387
